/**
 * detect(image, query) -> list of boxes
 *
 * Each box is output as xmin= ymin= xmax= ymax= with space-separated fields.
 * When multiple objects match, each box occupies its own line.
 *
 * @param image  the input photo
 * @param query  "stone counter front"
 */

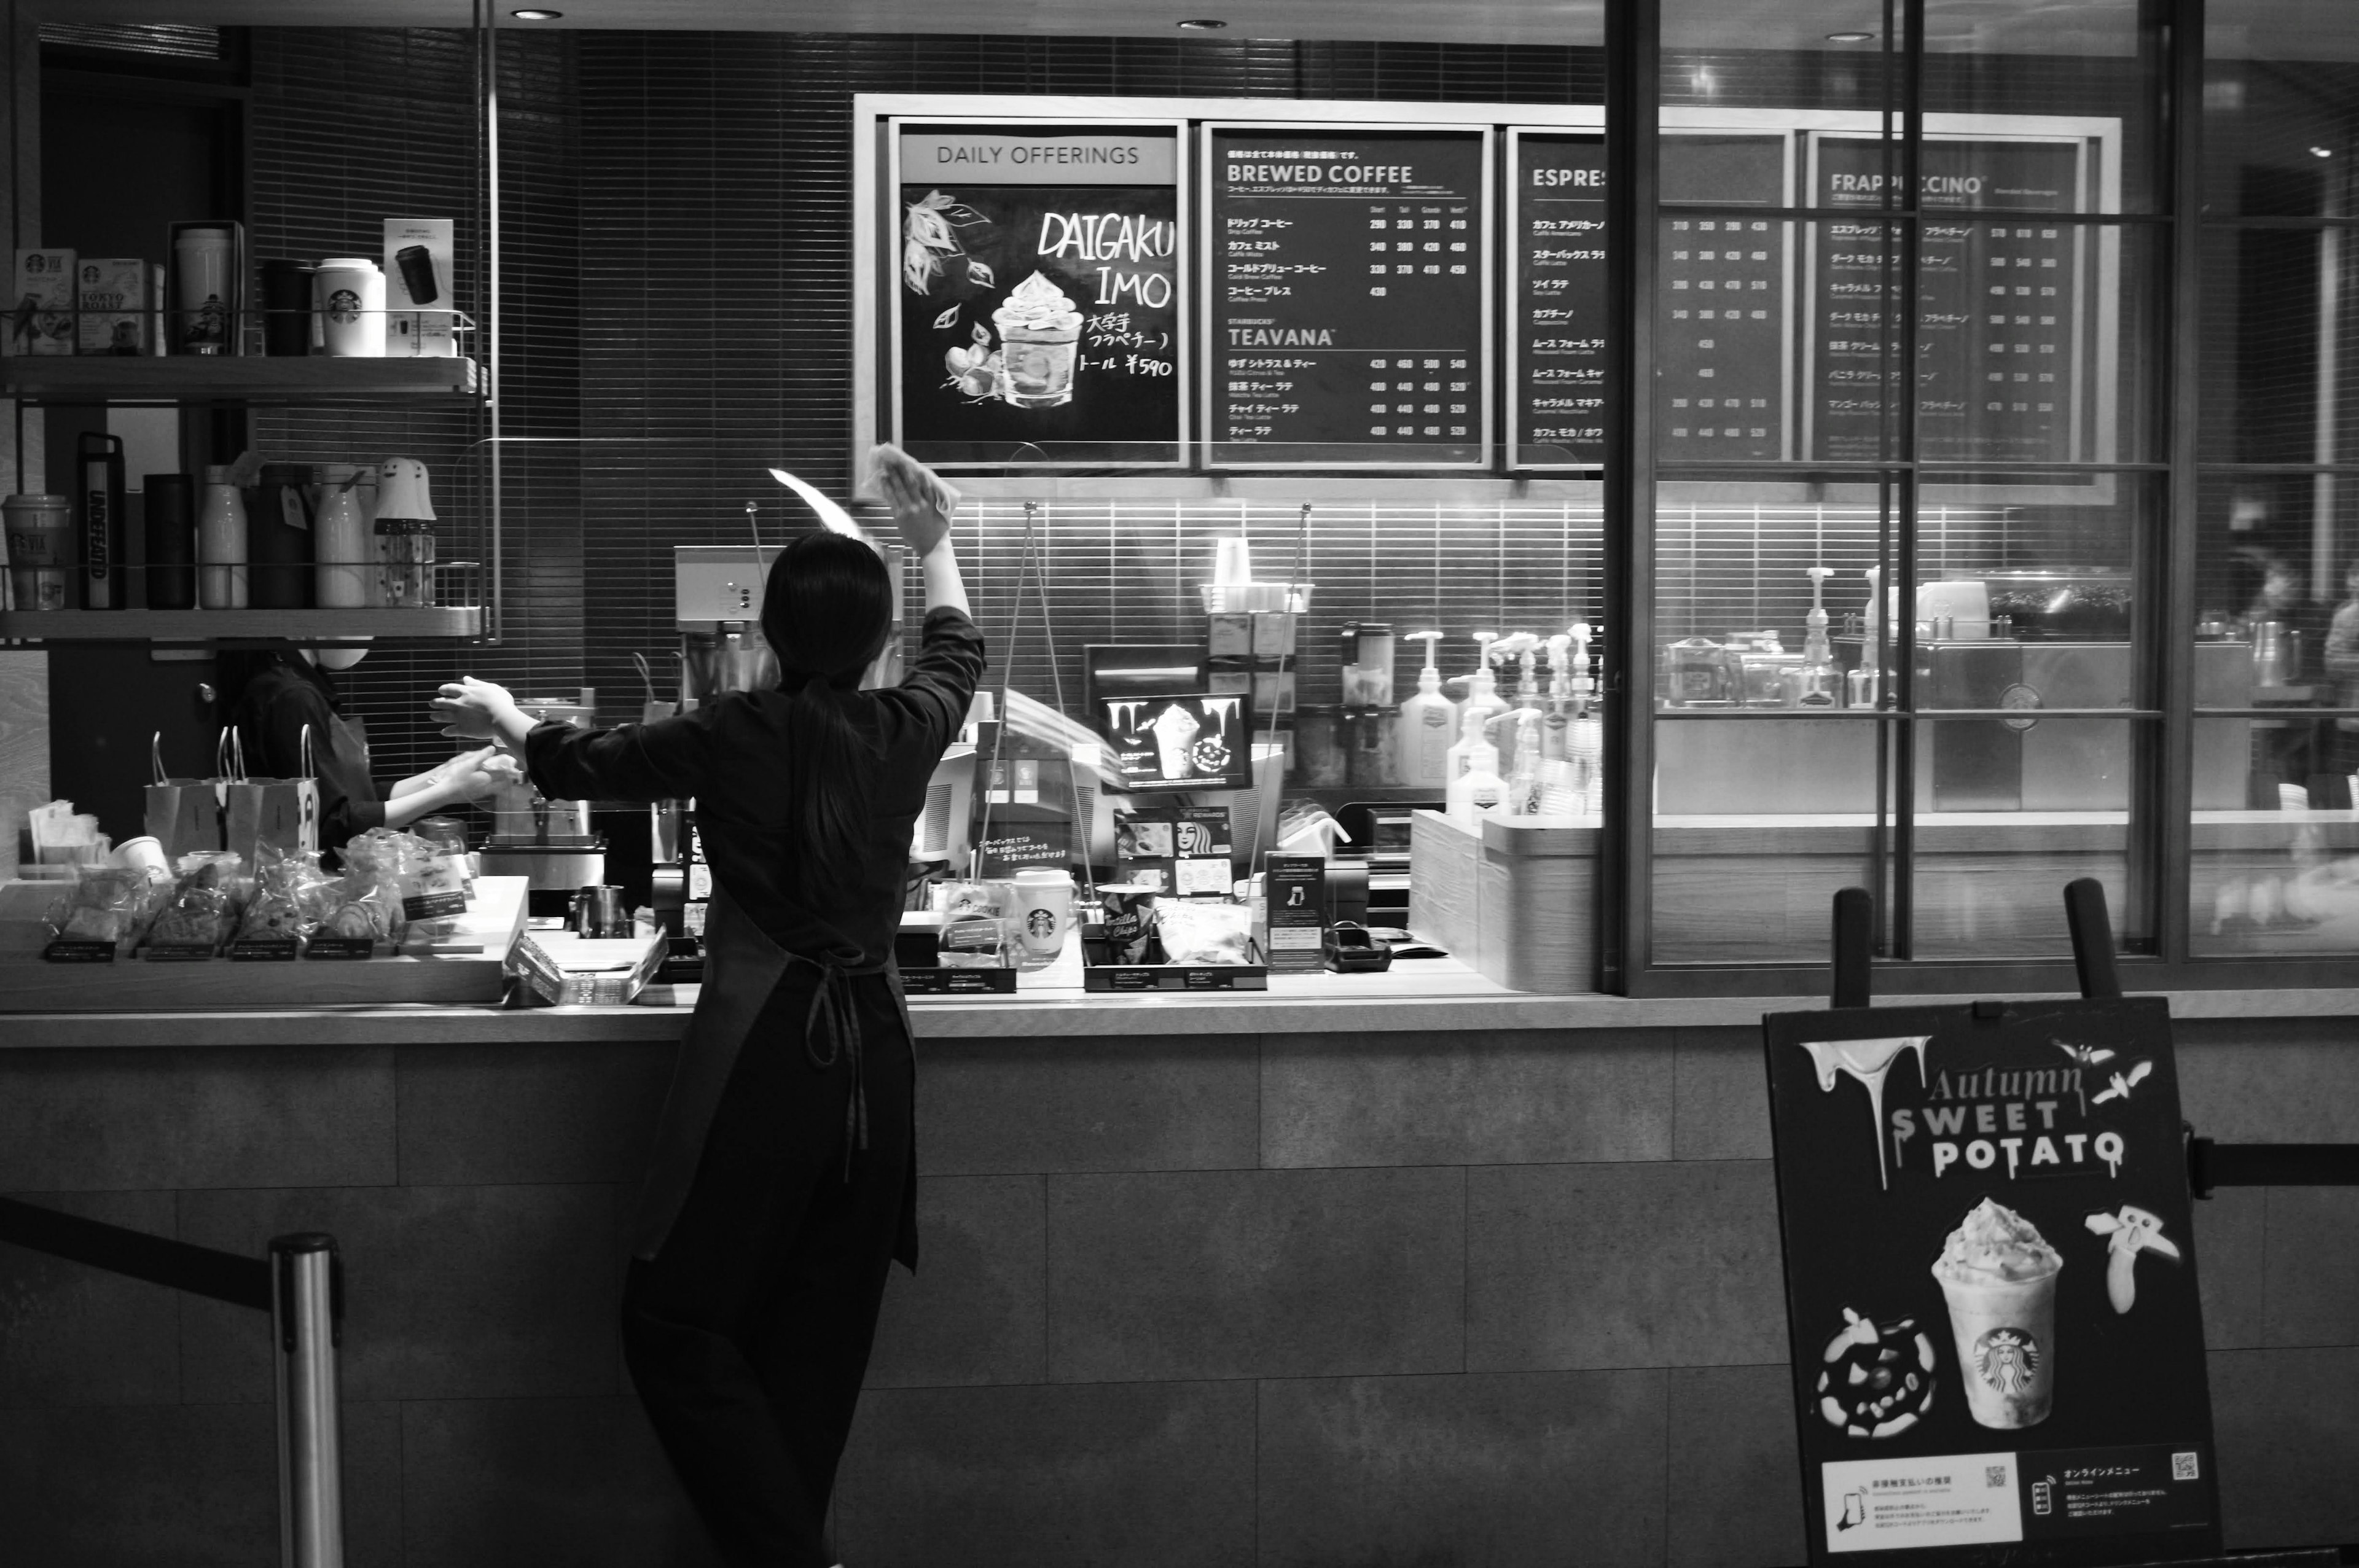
xmin=0 ymin=1010 xmax=2352 ymax=1566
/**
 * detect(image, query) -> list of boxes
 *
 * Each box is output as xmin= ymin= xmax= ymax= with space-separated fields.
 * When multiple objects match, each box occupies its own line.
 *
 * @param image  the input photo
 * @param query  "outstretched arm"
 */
xmin=871 ymin=442 xmax=969 ymax=618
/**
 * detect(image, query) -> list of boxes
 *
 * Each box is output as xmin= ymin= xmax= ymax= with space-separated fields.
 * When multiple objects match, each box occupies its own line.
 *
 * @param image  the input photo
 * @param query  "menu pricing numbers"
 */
xmin=1510 ymin=131 xmax=1607 ymax=468
xmin=1660 ymin=212 xmax=1790 ymax=462
xmin=1207 ymin=127 xmax=1491 ymax=468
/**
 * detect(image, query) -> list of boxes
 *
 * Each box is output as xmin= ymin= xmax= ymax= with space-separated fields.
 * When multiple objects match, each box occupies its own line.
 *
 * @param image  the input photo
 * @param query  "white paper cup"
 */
xmin=111 ymin=835 xmax=171 ymax=883
xmin=315 ymin=259 xmax=386 ymax=357
xmin=1934 ymin=1265 xmax=2060 ymax=1429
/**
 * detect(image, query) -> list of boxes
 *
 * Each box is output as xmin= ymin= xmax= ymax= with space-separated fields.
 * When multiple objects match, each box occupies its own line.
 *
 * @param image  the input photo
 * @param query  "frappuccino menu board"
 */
xmin=1763 ymin=1000 xmax=2219 ymax=1567
xmin=1207 ymin=127 xmax=1490 ymax=467
xmin=1810 ymin=138 xmax=2089 ymax=464
xmin=893 ymin=127 xmax=1184 ymax=467
xmin=1508 ymin=132 xmax=1606 ymax=468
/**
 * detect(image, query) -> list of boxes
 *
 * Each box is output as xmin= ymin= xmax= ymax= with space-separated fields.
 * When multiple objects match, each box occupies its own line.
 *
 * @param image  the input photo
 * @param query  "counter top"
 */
xmin=2 ymin=975 xmax=2355 ymax=1047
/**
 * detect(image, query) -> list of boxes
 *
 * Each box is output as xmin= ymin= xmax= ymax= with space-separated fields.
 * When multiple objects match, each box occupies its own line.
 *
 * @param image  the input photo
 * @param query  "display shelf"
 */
xmin=0 ymin=606 xmax=484 ymax=642
xmin=0 ymin=356 xmax=480 ymax=405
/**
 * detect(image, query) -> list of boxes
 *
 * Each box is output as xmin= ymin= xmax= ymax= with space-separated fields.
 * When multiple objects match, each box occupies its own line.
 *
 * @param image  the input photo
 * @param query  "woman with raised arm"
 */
xmin=432 ymin=446 xmax=980 ymax=1568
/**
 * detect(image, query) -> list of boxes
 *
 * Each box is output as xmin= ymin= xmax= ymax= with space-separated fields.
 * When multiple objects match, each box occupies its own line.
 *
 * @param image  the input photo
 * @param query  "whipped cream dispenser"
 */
xmin=1396 ymin=630 xmax=1455 ymax=786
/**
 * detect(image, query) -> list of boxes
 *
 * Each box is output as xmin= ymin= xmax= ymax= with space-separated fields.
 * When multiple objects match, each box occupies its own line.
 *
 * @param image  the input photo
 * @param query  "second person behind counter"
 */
xmin=221 ymin=644 xmax=516 ymax=852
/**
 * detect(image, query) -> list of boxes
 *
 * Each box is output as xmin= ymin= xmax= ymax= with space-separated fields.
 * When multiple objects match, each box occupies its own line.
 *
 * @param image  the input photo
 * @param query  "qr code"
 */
xmin=2172 ymin=1452 xmax=2201 ymax=1481
xmin=1987 ymin=1465 xmax=2009 ymax=1489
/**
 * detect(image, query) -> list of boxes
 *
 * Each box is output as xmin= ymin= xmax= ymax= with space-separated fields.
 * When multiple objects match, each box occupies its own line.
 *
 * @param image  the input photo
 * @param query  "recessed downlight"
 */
xmin=511 ymin=8 xmax=563 ymax=18
xmin=1177 ymin=18 xmax=1229 ymax=28
xmin=2311 ymin=146 xmax=2336 ymax=158
xmin=1826 ymin=30 xmax=1877 ymax=42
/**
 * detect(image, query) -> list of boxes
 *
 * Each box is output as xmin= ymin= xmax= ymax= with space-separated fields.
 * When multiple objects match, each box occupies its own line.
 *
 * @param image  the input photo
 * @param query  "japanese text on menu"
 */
xmin=1210 ymin=130 xmax=1488 ymax=464
xmin=1512 ymin=133 xmax=1606 ymax=467
xmin=1812 ymin=138 xmax=2087 ymax=464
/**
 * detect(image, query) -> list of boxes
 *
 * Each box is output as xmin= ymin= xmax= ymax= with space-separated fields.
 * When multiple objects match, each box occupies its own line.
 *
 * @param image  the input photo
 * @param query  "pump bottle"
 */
xmin=1501 ymin=708 xmax=1545 ymax=816
xmin=1444 ymin=631 xmax=1509 ymax=776
xmin=1395 ymin=630 xmax=1455 ymax=786
xmin=1446 ymin=705 xmax=1509 ymax=825
xmin=1782 ymin=566 xmax=1842 ymax=708
xmin=1568 ymin=620 xmax=1603 ymax=815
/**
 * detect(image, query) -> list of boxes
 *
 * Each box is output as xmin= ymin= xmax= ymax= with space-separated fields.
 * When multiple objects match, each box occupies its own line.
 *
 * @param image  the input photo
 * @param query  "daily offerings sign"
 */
xmin=1762 ymin=999 xmax=2220 ymax=1568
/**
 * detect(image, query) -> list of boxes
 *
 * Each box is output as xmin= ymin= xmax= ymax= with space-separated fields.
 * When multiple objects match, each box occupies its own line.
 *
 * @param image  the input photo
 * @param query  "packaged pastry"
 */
xmin=148 ymin=850 xmax=251 ymax=950
xmin=1151 ymin=899 xmax=1254 ymax=965
xmin=236 ymin=842 xmax=339 ymax=942
xmin=47 ymin=867 xmax=163 ymax=951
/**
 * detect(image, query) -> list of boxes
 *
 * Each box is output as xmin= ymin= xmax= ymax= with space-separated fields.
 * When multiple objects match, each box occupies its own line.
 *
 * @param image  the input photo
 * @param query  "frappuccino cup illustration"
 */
xmin=992 ymin=271 xmax=1084 ymax=407
xmin=1931 ymin=1198 xmax=2063 ymax=1429
xmin=1150 ymin=702 xmax=1202 ymax=781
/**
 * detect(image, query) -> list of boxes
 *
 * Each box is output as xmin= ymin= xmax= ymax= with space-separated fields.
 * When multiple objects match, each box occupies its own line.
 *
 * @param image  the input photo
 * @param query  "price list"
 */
xmin=1810 ymin=137 xmax=2087 ymax=464
xmin=1657 ymin=130 xmax=1790 ymax=463
xmin=1207 ymin=127 xmax=1491 ymax=467
xmin=1509 ymin=132 xmax=1606 ymax=468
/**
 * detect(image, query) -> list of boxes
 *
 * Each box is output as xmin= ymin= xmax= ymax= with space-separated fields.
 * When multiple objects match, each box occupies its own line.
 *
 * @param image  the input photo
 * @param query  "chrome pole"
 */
xmin=271 ymin=1234 xmax=345 ymax=1568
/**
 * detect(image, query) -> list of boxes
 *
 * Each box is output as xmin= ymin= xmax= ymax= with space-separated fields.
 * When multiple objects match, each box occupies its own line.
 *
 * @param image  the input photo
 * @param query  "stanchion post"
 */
xmin=271 ymin=1233 xmax=346 ymax=1568
xmin=1831 ymin=886 xmax=1873 ymax=1008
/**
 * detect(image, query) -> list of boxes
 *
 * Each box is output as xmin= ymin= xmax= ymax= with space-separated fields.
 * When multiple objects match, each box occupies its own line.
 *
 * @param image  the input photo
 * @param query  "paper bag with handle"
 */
xmin=221 ymin=724 xmax=321 ymax=866
xmin=143 ymin=731 xmax=224 ymax=860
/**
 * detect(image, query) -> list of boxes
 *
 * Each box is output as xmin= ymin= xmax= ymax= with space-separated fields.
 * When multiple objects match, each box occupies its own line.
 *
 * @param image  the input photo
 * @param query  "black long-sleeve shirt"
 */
xmin=229 ymin=654 xmax=386 ymax=848
xmin=525 ymin=608 xmax=987 ymax=968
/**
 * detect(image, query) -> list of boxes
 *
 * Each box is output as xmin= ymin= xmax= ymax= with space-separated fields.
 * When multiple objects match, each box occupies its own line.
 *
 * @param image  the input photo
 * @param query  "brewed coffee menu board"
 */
xmin=893 ymin=125 xmax=1184 ymax=467
xmin=1206 ymin=126 xmax=1491 ymax=469
xmin=1508 ymin=132 xmax=1606 ymax=469
xmin=1659 ymin=134 xmax=1793 ymax=463
xmin=1810 ymin=138 xmax=2088 ymax=464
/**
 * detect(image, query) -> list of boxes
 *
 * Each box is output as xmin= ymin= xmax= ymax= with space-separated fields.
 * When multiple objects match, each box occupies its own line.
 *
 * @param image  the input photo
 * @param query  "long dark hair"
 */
xmin=759 ymin=531 xmax=894 ymax=887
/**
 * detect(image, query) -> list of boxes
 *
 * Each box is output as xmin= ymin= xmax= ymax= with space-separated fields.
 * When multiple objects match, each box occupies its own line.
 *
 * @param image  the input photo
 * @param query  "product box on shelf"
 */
xmin=1078 ymin=917 xmax=1268 ymax=991
xmin=383 ymin=218 xmax=456 ymax=357
xmin=76 ymin=258 xmax=161 ymax=355
xmin=6 ymin=249 xmax=76 ymax=356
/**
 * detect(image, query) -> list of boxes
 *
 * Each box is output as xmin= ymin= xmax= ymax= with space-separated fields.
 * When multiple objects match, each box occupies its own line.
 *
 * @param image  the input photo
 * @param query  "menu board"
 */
xmin=1508 ymin=131 xmax=1606 ymax=469
xmin=1205 ymin=125 xmax=1492 ymax=469
xmin=1659 ymin=133 xmax=1792 ymax=463
xmin=1809 ymin=137 xmax=2090 ymax=465
xmin=1764 ymin=999 xmax=2220 ymax=1568
xmin=891 ymin=124 xmax=1185 ymax=467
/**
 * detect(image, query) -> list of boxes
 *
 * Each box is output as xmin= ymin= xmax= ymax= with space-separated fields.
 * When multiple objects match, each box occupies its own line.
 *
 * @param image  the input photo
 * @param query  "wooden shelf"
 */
xmin=0 ymin=356 xmax=480 ymax=405
xmin=0 ymin=606 xmax=484 ymax=641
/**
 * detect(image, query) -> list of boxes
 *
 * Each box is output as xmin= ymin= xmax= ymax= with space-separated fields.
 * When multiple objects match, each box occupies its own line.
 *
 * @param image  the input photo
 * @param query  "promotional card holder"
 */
xmin=1767 ymin=881 xmax=2352 ymax=1568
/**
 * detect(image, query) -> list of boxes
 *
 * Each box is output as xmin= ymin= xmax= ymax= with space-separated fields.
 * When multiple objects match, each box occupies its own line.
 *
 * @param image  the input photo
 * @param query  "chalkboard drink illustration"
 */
xmin=1762 ymin=999 xmax=2220 ymax=1568
xmin=1206 ymin=126 xmax=1491 ymax=469
xmin=1809 ymin=137 xmax=2092 ymax=466
xmin=1509 ymin=131 xmax=1606 ymax=469
xmin=893 ymin=125 xmax=1184 ymax=467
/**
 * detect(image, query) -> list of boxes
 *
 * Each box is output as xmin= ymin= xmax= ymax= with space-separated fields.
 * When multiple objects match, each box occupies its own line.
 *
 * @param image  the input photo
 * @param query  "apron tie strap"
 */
xmin=792 ymin=948 xmax=879 ymax=1181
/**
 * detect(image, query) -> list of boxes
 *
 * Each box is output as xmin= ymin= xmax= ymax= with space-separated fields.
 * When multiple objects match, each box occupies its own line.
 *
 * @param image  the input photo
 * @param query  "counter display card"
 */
xmin=1658 ymin=132 xmax=1793 ymax=463
xmin=891 ymin=123 xmax=1184 ymax=467
xmin=1205 ymin=125 xmax=1492 ymax=469
xmin=1507 ymin=131 xmax=1606 ymax=469
xmin=1098 ymin=692 xmax=1253 ymax=792
xmin=1762 ymin=999 xmax=2220 ymax=1568
xmin=1807 ymin=137 xmax=2091 ymax=466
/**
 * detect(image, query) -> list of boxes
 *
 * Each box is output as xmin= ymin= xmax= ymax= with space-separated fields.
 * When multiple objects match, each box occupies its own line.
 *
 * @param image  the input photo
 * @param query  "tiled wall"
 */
xmin=0 ymin=1020 xmax=2352 ymax=1566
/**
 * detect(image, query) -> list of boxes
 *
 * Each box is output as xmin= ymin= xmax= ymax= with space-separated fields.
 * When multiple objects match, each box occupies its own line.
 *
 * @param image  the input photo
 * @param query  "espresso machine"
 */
xmin=476 ymin=695 xmax=606 ymax=913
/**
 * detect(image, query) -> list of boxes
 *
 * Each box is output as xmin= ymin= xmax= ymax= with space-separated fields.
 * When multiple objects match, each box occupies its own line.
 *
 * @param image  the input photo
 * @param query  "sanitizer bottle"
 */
xmin=1395 ymin=630 xmax=1455 ymax=786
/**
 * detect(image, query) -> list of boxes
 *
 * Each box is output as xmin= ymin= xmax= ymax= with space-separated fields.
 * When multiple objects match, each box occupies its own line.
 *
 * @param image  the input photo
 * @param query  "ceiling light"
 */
xmin=510 ymin=8 xmax=563 ymax=18
xmin=1177 ymin=18 xmax=1229 ymax=28
xmin=2311 ymin=146 xmax=2335 ymax=158
xmin=1826 ymin=31 xmax=1877 ymax=42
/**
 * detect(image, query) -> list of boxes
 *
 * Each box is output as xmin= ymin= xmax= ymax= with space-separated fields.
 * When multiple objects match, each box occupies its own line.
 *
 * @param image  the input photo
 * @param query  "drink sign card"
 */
xmin=1762 ymin=999 xmax=2219 ymax=1568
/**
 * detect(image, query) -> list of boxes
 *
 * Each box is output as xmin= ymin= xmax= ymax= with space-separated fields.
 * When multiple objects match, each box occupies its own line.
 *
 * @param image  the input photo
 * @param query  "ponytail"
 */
xmin=761 ymin=531 xmax=895 ymax=889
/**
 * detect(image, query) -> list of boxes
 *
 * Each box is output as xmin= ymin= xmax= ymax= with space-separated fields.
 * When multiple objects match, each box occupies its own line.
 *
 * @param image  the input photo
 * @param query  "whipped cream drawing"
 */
xmin=1933 ymin=1197 xmax=2062 ymax=1285
xmin=993 ymin=270 xmax=1083 ymax=336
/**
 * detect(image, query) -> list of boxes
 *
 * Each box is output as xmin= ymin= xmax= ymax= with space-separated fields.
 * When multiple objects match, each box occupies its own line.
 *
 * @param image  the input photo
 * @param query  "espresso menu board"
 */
xmin=1659 ymin=133 xmax=1791 ymax=462
xmin=1207 ymin=126 xmax=1491 ymax=468
xmin=1810 ymin=138 xmax=2089 ymax=464
xmin=1764 ymin=1000 xmax=2220 ymax=1568
xmin=892 ymin=125 xmax=1184 ymax=467
xmin=1508 ymin=131 xmax=1606 ymax=469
